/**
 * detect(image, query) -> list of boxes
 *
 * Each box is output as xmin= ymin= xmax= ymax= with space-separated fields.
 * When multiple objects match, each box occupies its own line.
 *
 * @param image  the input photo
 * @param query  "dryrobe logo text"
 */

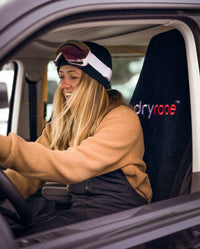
xmin=134 ymin=100 xmax=180 ymax=119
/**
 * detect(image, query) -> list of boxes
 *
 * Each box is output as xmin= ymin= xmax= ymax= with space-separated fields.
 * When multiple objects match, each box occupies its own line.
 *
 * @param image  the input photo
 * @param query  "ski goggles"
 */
xmin=54 ymin=41 xmax=112 ymax=81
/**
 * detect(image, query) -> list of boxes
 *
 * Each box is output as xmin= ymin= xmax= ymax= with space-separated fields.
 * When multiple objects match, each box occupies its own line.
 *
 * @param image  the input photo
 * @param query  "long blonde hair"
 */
xmin=50 ymin=72 xmax=110 ymax=150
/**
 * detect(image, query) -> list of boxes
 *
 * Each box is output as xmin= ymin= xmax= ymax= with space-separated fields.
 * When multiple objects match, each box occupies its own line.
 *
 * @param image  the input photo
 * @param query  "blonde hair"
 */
xmin=50 ymin=72 xmax=110 ymax=150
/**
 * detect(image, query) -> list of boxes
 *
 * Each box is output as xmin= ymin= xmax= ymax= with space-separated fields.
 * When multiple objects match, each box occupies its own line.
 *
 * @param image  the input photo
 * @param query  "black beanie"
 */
xmin=55 ymin=41 xmax=112 ymax=89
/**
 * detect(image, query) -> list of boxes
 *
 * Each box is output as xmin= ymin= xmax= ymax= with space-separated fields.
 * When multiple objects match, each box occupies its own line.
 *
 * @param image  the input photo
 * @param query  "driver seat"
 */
xmin=130 ymin=29 xmax=192 ymax=202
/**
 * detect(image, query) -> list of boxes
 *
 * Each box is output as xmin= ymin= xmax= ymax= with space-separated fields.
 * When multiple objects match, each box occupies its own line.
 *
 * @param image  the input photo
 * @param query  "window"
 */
xmin=0 ymin=63 xmax=15 ymax=135
xmin=46 ymin=61 xmax=59 ymax=122
xmin=111 ymin=57 xmax=144 ymax=103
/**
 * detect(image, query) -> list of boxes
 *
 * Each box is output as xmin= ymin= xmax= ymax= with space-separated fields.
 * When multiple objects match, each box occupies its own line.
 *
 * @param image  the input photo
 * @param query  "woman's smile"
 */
xmin=58 ymin=65 xmax=82 ymax=102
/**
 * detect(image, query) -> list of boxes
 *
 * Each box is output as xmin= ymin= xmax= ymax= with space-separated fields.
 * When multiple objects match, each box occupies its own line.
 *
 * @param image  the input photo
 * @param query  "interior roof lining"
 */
xmin=37 ymin=19 xmax=173 ymax=45
xmin=38 ymin=24 xmax=159 ymax=44
xmin=14 ymin=19 xmax=175 ymax=59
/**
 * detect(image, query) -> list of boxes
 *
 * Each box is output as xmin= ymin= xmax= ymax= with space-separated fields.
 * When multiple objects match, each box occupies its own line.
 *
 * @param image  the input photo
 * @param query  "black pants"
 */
xmin=14 ymin=170 xmax=147 ymax=237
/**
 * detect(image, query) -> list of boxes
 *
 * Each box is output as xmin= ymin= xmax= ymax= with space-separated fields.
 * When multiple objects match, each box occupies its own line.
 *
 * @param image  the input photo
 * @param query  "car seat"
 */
xmin=130 ymin=29 xmax=192 ymax=202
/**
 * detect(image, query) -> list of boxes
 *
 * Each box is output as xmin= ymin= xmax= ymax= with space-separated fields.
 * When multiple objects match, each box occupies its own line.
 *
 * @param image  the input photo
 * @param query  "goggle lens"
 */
xmin=55 ymin=41 xmax=90 ymax=65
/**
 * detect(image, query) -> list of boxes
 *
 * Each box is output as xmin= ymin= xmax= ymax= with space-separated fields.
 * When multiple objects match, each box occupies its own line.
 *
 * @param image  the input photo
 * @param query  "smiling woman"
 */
xmin=0 ymin=39 xmax=152 ymax=237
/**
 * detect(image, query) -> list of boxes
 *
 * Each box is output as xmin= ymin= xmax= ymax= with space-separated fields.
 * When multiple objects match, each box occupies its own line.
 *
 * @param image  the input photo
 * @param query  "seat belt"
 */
xmin=25 ymin=75 xmax=38 ymax=141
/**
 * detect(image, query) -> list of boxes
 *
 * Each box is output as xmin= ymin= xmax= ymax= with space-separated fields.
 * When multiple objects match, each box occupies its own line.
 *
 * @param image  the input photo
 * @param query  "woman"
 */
xmin=0 ymin=40 xmax=152 ymax=235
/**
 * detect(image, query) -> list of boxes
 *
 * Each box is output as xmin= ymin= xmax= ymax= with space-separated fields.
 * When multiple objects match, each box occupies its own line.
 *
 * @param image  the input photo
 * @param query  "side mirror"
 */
xmin=0 ymin=82 xmax=9 ymax=108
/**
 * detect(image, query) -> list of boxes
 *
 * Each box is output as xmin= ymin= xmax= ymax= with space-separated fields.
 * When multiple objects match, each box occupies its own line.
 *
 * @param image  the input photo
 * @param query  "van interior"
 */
xmin=0 ymin=14 xmax=197 ymax=246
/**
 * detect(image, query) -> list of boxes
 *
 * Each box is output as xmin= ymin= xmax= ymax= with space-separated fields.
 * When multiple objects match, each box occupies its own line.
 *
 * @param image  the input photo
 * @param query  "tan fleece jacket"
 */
xmin=0 ymin=106 xmax=152 ymax=203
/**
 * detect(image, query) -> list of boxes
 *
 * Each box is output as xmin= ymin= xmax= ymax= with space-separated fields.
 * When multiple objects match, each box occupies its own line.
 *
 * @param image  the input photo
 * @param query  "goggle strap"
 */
xmin=86 ymin=51 xmax=112 ymax=81
xmin=54 ymin=50 xmax=112 ymax=81
xmin=54 ymin=52 xmax=62 ymax=64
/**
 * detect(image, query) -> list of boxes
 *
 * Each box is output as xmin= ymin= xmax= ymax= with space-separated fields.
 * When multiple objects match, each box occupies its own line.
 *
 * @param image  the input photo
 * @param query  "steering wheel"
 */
xmin=0 ymin=169 xmax=32 ymax=225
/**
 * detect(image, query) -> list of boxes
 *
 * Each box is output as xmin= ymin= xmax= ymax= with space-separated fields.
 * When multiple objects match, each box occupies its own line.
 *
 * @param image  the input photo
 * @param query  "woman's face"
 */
xmin=58 ymin=65 xmax=82 ymax=103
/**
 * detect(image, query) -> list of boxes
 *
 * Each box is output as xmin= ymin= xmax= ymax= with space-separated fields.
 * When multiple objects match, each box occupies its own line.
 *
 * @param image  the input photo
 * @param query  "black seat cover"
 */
xmin=130 ymin=29 xmax=192 ymax=202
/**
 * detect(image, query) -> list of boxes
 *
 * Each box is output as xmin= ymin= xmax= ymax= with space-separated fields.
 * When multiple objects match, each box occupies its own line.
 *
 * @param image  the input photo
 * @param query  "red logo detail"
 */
xmin=134 ymin=101 xmax=177 ymax=119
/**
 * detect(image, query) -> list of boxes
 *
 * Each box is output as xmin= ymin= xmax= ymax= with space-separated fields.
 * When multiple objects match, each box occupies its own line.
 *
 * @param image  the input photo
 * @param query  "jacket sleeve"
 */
xmin=2 ymin=123 xmax=52 ymax=198
xmin=0 ymin=106 xmax=145 ymax=185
